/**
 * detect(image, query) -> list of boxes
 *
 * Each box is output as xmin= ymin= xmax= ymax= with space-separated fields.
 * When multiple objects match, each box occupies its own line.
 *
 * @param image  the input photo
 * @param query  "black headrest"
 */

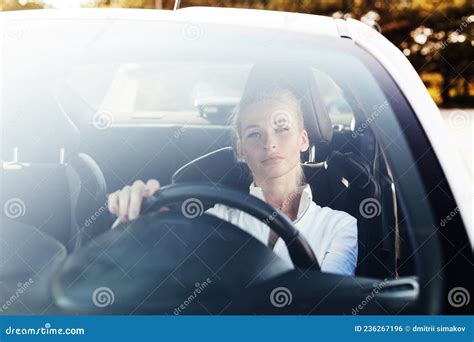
xmin=241 ymin=61 xmax=333 ymax=146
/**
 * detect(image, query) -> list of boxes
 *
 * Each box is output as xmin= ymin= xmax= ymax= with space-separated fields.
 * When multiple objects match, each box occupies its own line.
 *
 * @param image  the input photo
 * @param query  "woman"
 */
xmin=107 ymin=87 xmax=358 ymax=275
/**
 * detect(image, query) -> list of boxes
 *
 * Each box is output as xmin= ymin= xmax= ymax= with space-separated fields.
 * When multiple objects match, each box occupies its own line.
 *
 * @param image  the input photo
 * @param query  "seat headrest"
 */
xmin=241 ymin=61 xmax=333 ymax=146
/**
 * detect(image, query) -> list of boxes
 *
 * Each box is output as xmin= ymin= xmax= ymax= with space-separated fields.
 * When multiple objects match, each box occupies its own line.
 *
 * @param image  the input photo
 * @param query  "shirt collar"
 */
xmin=249 ymin=182 xmax=313 ymax=221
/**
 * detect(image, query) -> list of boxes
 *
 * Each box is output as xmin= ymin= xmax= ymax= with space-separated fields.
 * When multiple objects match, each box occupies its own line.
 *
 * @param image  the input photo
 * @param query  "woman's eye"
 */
xmin=275 ymin=127 xmax=289 ymax=133
xmin=247 ymin=132 xmax=261 ymax=139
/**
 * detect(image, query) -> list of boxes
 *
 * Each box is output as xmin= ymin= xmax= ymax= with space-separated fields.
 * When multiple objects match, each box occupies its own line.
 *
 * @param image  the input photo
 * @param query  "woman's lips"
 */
xmin=262 ymin=156 xmax=284 ymax=165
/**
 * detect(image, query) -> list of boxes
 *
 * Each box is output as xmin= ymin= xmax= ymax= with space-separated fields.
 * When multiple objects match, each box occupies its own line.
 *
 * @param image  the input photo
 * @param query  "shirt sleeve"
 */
xmin=205 ymin=203 xmax=231 ymax=222
xmin=319 ymin=217 xmax=358 ymax=276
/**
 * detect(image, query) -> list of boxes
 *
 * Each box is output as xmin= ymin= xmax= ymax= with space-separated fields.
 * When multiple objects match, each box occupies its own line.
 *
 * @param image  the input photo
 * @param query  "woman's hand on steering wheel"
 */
xmin=107 ymin=179 xmax=162 ymax=222
xmin=108 ymin=182 xmax=319 ymax=270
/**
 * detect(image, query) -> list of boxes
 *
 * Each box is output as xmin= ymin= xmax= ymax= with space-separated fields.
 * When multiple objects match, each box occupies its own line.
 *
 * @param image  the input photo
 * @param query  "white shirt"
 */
xmin=206 ymin=183 xmax=358 ymax=275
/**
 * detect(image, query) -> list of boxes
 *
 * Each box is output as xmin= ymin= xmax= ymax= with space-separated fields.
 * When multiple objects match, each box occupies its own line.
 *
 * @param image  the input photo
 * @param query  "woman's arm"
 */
xmin=205 ymin=204 xmax=233 ymax=223
xmin=319 ymin=218 xmax=358 ymax=276
xmin=108 ymin=180 xmax=229 ymax=227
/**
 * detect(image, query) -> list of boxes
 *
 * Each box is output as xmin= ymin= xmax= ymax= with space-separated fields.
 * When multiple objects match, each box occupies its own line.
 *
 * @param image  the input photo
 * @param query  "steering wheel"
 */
xmin=141 ymin=183 xmax=320 ymax=270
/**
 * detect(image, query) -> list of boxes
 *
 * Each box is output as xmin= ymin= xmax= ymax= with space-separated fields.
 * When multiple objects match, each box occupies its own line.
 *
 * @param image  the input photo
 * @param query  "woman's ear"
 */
xmin=300 ymin=129 xmax=310 ymax=152
xmin=235 ymin=137 xmax=245 ymax=162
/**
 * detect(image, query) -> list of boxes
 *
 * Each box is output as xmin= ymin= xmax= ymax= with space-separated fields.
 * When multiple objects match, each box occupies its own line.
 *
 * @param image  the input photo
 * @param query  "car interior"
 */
xmin=0 ymin=58 xmax=411 ymax=314
xmin=2 ymin=20 xmax=451 ymax=314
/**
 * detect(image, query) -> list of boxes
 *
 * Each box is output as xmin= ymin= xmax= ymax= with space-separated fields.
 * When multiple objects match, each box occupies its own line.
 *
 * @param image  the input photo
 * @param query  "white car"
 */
xmin=1 ymin=7 xmax=472 ymax=315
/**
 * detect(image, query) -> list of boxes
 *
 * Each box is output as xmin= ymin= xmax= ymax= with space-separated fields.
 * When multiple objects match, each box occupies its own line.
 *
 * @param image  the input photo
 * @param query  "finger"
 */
xmin=129 ymin=180 xmax=145 ymax=220
xmin=118 ymin=186 xmax=131 ymax=220
xmin=143 ymin=179 xmax=161 ymax=197
xmin=111 ymin=217 xmax=122 ymax=230
xmin=107 ymin=191 xmax=119 ymax=215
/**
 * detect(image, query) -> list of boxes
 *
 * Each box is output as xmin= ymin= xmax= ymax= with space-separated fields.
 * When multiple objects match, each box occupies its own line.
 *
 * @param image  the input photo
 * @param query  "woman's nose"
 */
xmin=262 ymin=132 xmax=277 ymax=149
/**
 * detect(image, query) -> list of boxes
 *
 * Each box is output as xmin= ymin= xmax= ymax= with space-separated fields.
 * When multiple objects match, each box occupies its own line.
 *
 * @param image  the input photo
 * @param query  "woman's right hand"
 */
xmin=107 ymin=179 xmax=161 ymax=222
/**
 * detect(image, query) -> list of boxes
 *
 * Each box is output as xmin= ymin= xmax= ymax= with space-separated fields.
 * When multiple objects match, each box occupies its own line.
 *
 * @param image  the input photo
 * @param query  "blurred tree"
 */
xmin=1 ymin=0 xmax=44 ymax=10
xmin=87 ymin=0 xmax=168 ymax=8
xmin=293 ymin=0 xmax=473 ymax=107
xmin=379 ymin=3 xmax=473 ymax=107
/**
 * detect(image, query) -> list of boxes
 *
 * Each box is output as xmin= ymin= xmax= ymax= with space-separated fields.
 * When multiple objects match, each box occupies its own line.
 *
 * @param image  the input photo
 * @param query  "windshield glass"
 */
xmin=3 ymin=18 xmax=375 ymax=127
xmin=2 ymin=14 xmax=449 ymax=315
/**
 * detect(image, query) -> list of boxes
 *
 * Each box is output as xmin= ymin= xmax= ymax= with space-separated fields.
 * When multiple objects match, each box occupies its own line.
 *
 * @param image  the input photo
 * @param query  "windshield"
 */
xmin=1 ymin=14 xmax=451 ymax=316
xmin=3 ymin=18 xmax=371 ymax=127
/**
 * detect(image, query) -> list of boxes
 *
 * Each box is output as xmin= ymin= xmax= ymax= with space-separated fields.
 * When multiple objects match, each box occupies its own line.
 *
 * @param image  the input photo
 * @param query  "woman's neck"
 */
xmin=255 ymin=173 xmax=304 ymax=220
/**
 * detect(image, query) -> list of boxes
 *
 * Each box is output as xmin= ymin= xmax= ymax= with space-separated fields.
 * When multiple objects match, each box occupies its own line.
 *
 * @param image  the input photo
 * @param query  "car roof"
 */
xmin=0 ymin=7 xmax=341 ymax=37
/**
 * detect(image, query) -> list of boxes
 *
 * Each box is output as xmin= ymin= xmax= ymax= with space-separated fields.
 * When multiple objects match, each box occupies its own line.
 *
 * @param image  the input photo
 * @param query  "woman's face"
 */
xmin=237 ymin=100 xmax=309 ymax=184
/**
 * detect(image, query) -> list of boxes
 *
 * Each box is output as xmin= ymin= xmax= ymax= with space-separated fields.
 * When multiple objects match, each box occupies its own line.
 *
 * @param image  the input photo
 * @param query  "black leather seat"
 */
xmin=171 ymin=61 xmax=396 ymax=278
xmin=1 ymin=92 xmax=109 ymax=250
xmin=0 ymin=218 xmax=67 ymax=314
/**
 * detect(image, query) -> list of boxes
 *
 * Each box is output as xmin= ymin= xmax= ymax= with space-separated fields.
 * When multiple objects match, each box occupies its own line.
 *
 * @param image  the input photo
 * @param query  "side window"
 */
xmin=311 ymin=68 xmax=354 ymax=128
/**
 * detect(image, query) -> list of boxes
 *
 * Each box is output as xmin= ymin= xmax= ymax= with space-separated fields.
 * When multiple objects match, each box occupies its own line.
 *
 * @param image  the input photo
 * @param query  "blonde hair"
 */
xmin=229 ymin=87 xmax=306 ymax=186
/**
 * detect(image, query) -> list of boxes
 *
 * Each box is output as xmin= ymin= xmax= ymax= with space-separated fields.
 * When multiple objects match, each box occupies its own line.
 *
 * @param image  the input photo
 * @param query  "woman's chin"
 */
xmin=258 ymin=165 xmax=291 ymax=179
